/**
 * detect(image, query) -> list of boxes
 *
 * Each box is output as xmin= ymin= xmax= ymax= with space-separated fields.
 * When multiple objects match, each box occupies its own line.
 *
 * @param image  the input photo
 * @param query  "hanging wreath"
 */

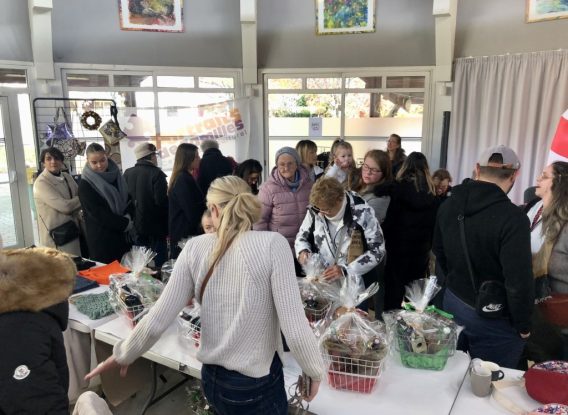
xmin=80 ymin=110 xmax=102 ymax=130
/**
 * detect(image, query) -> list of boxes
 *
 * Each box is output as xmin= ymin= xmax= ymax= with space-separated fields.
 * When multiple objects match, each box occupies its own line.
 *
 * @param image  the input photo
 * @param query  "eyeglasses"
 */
xmin=309 ymin=204 xmax=330 ymax=215
xmin=277 ymin=162 xmax=296 ymax=170
xmin=362 ymin=164 xmax=381 ymax=175
xmin=538 ymin=171 xmax=553 ymax=181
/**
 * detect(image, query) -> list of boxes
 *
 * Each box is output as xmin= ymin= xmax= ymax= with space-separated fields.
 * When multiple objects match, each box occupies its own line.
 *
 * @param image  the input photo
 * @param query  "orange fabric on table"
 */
xmin=78 ymin=260 xmax=129 ymax=285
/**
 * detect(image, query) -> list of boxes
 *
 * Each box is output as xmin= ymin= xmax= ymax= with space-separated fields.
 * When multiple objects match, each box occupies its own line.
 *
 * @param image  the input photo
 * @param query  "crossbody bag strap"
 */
xmin=63 ymin=176 xmax=73 ymax=199
xmin=458 ymin=208 xmax=479 ymax=296
xmin=37 ymin=213 xmax=59 ymax=248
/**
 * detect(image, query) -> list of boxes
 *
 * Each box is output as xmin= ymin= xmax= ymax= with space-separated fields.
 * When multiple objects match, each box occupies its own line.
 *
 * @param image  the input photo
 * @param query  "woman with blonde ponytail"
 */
xmin=87 ymin=176 xmax=324 ymax=414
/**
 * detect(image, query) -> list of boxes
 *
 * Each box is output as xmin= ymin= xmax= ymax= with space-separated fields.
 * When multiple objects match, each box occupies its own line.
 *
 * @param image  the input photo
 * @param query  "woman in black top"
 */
xmin=168 ymin=143 xmax=206 ymax=258
xmin=78 ymin=143 xmax=133 ymax=263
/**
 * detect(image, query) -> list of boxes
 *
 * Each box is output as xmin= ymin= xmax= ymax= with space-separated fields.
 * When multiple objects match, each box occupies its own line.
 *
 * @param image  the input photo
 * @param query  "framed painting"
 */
xmin=119 ymin=0 xmax=184 ymax=32
xmin=526 ymin=0 xmax=568 ymax=23
xmin=316 ymin=0 xmax=376 ymax=35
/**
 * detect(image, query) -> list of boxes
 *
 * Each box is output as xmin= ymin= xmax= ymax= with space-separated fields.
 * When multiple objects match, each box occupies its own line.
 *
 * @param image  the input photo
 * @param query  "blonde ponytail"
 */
xmin=207 ymin=176 xmax=261 ymax=268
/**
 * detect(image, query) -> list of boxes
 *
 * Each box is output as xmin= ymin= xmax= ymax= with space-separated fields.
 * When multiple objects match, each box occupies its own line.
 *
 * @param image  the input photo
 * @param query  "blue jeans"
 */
xmin=201 ymin=354 xmax=287 ymax=415
xmin=443 ymin=289 xmax=526 ymax=369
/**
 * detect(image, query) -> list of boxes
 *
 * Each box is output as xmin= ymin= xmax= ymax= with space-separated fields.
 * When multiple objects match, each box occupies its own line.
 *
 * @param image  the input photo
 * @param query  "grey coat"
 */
xmin=549 ymin=224 xmax=568 ymax=294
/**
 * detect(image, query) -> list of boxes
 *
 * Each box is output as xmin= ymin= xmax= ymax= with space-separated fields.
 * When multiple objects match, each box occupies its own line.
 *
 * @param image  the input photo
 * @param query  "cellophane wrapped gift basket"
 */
xmin=177 ymin=301 xmax=201 ymax=351
xmin=298 ymin=254 xmax=340 ymax=326
xmin=109 ymin=246 xmax=164 ymax=327
xmin=384 ymin=276 xmax=460 ymax=371
xmin=318 ymin=275 xmax=389 ymax=393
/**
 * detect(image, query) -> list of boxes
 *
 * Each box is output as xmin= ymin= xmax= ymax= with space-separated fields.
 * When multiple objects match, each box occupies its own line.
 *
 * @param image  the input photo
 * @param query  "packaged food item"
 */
xmin=298 ymin=254 xmax=339 ymax=325
xmin=318 ymin=276 xmax=388 ymax=393
xmin=108 ymin=246 xmax=164 ymax=327
xmin=383 ymin=276 xmax=461 ymax=371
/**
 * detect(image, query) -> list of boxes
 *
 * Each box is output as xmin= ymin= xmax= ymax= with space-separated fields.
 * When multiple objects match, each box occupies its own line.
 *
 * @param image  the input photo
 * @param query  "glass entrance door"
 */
xmin=0 ymin=96 xmax=25 ymax=247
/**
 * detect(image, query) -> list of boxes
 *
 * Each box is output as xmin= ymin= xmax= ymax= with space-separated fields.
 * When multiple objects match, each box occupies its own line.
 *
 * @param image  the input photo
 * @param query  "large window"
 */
xmin=265 ymin=72 xmax=429 ymax=170
xmin=64 ymin=69 xmax=240 ymax=177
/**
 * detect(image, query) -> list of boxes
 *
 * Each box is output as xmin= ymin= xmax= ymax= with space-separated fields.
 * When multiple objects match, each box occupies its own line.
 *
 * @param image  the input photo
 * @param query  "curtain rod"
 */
xmin=462 ymin=48 xmax=565 ymax=59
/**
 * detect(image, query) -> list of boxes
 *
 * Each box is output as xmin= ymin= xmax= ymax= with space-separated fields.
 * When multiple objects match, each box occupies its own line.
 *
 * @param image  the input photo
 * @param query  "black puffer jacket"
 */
xmin=433 ymin=180 xmax=534 ymax=333
xmin=197 ymin=148 xmax=233 ymax=196
xmin=124 ymin=160 xmax=169 ymax=238
xmin=0 ymin=247 xmax=76 ymax=415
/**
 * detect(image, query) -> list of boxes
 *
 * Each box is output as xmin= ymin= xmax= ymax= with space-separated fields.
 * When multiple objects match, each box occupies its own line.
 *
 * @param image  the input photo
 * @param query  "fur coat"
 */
xmin=0 ymin=247 xmax=76 ymax=414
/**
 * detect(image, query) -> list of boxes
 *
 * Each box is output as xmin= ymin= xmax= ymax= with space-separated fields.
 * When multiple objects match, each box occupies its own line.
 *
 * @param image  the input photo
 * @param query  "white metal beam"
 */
xmin=28 ymin=0 xmax=55 ymax=79
xmin=241 ymin=0 xmax=257 ymax=84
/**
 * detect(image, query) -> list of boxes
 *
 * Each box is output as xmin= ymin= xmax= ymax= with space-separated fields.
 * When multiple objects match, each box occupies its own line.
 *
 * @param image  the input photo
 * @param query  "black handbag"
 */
xmin=458 ymin=212 xmax=508 ymax=319
xmin=49 ymin=220 xmax=79 ymax=246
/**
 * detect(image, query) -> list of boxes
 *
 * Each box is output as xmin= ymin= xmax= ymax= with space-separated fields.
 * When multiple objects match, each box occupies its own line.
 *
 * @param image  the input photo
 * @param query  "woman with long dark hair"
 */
xmin=168 ymin=143 xmax=206 ymax=258
xmin=78 ymin=143 xmax=133 ymax=263
xmin=234 ymin=159 xmax=263 ymax=195
xmin=382 ymin=152 xmax=439 ymax=310
xmin=386 ymin=134 xmax=406 ymax=177
xmin=86 ymin=176 xmax=323 ymax=414
xmin=530 ymin=161 xmax=568 ymax=359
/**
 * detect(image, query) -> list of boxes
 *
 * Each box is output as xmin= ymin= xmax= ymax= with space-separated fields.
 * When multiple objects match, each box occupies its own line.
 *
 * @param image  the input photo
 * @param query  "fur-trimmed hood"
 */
xmin=0 ymin=247 xmax=76 ymax=314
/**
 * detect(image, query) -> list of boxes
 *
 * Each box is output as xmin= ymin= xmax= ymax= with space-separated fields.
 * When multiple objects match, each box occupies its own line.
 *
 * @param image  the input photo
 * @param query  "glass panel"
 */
xmin=114 ymin=75 xmax=153 ymax=87
xmin=157 ymin=76 xmax=194 ymax=88
xmin=386 ymin=76 xmax=425 ymax=88
xmin=345 ymin=92 xmax=424 ymax=137
xmin=198 ymin=77 xmax=235 ymax=89
xmin=66 ymin=74 xmax=109 ymax=87
xmin=0 ymin=106 xmax=17 ymax=246
xmin=307 ymin=78 xmax=341 ymax=89
xmin=346 ymin=76 xmax=382 ymax=89
xmin=268 ymin=93 xmax=341 ymax=136
xmin=267 ymin=78 xmax=302 ymax=89
xmin=157 ymin=92 xmax=234 ymax=136
xmin=0 ymin=69 xmax=27 ymax=88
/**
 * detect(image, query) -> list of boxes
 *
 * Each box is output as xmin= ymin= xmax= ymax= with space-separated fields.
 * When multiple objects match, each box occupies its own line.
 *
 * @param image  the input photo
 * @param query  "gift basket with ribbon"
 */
xmin=109 ymin=246 xmax=164 ymax=327
xmin=318 ymin=275 xmax=389 ymax=393
xmin=298 ymin=254 xmax=340 ymax=325
xmin=177 ymin=301 xmax=201 ymax=350
xmin=383 ymin=276 xmax=460 ymax=371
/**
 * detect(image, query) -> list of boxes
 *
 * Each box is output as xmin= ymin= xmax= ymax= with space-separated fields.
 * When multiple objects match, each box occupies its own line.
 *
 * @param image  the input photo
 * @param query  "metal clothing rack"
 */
xmin=32 ymin=98 xmax=118 ymax=174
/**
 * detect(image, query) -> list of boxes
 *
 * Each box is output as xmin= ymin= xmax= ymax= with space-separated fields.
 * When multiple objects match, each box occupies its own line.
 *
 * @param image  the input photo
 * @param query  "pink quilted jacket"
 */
xmin=254 ymin=165 xmax=313 ymax=249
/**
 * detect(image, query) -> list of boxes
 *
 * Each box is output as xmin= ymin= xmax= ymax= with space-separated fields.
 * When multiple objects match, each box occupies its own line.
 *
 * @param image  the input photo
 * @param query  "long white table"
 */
xmin=283 ymin=351 xmax=471 ymax=414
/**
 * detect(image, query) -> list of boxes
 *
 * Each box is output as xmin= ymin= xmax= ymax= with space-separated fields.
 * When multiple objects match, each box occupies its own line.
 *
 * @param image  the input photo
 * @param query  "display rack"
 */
xmin=32 ymin=98 xmax=119 ymax=174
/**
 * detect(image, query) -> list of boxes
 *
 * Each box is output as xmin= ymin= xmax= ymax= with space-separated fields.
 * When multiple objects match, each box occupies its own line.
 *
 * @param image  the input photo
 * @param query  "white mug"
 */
xmin=480 ymin=361 xmax=505 ymax=381
xmin=470 ymin=360 xmax=492 ymax=397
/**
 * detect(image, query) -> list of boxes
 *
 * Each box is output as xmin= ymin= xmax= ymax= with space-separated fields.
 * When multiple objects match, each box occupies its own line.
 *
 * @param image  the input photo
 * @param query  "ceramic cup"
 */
xmin=470 ymin=360 xmax=492 ymax=397
xmin=480 ymin=361 xmax=505 ymax=382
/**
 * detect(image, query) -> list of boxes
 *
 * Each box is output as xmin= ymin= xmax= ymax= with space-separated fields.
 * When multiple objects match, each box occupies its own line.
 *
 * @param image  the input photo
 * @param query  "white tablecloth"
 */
xmin=95 ymin=315 xmax=202 ymax=378
xmin=449 ymin=368 xmax=540 ymax=414
xmin=283 ymin=350 xmax=470 ymax=414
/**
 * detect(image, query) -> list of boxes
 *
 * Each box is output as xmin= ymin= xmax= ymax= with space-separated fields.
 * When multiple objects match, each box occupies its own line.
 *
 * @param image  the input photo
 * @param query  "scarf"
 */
xmin=286 ymin=170 xmax=301 ymax=193
xmin=82 ymin=158 xmax=128 ymax=216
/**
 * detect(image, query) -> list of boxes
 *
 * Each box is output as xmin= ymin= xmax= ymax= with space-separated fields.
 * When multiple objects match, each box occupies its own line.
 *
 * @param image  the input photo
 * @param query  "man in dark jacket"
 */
xmin=124 ymin=142 xmax=169 ymax=267
xmin=197 ymin=140 xmax=233 ymax=195
xmin=433 ymin=145 xmax=534 ymax=368
xmin=0 ymin=246 xmax=76 ymax=414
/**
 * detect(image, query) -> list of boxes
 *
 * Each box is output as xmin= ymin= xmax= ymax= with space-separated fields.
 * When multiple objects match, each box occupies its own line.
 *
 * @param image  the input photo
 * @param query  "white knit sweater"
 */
xmin=113 ymin=231 xmax=324 ymax=380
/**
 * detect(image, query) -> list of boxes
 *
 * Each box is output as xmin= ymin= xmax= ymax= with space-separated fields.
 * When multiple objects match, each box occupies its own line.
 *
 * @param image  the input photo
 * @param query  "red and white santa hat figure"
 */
xmin=548 ymin=108 xmax=568 ymax=163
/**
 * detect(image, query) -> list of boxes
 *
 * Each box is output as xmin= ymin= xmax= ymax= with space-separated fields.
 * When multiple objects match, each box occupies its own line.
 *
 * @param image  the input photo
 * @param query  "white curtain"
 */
xmin=448 ymin=50 xmax=568 ymax=204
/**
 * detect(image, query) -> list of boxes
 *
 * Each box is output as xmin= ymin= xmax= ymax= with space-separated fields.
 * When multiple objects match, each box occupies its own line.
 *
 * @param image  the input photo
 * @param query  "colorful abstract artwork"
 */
xmin=526 ymin=0 xmax=568 ymax=22
xmin=316 ymin=0 xmax=376 ymax=35
xmin=119 ymin=0 xmax=184 ymax=32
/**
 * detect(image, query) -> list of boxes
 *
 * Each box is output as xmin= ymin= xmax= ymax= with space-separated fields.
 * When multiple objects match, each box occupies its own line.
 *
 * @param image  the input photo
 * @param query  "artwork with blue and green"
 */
xmin=536 ymin=0 xmax=568 ymax=14
xmin=323 ymin=0 xmax=369 ymax=29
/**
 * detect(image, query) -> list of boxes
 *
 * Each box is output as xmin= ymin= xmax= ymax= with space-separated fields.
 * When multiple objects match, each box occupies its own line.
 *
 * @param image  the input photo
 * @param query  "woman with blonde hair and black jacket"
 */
xmin=87 ymin=176 xmax=323 ymax=414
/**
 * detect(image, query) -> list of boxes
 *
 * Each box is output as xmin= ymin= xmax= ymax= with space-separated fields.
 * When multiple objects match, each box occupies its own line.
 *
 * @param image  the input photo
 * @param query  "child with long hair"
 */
xmin=325 ymin=139 xmax=360 ymax=190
